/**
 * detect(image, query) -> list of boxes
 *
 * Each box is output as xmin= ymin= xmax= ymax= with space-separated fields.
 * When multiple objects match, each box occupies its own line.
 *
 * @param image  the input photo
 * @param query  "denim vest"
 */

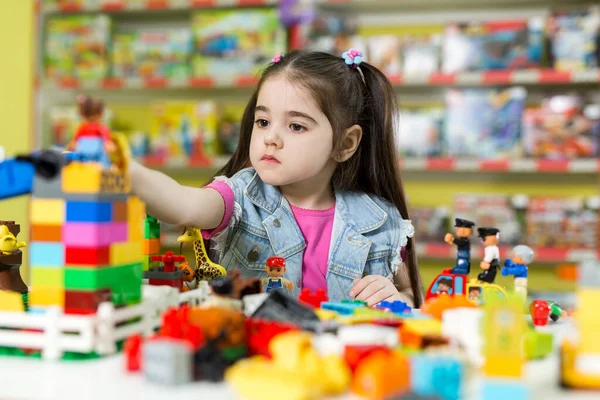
xmin=212 ymin=168 xmax=414 ymax=302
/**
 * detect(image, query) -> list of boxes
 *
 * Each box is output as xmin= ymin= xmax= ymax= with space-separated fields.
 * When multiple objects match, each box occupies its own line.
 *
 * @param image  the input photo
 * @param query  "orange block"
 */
xmin=31 ymin=224 xmax=62 ymax=242
xmin=142 ymin=238 xmax=160 ymax=255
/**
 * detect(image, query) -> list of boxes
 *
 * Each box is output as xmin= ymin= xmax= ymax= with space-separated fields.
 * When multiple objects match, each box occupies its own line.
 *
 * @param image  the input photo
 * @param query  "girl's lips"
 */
xmin=261 ymin=155 xmax=280 ymax=163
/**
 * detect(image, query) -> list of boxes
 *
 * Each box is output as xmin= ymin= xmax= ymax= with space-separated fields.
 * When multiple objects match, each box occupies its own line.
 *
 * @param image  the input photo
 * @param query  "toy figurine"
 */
xmin=468 ymin=286 xmax=482 ymax=302
xmin=501 ymin=245 xmax=534 ymax=300
xmin=435 ymin=278 xmax=452 ymax=295
xmin=261 ymin=256 xmax=294 ymax=293
xmin=444 ymin=218 xmax=476 ymax=275
xmin=477 ymin=227 xmax=500 ymax=284
xmin=201 ymin=276 xmax=242 ymax=311
xmin=66 ymin=95 xmax=115 ymax=168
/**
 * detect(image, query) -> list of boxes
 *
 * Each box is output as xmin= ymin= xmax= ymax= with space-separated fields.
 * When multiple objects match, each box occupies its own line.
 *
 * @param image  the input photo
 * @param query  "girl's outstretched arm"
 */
xmin=129 ymin=160 xmax=225 ymax=229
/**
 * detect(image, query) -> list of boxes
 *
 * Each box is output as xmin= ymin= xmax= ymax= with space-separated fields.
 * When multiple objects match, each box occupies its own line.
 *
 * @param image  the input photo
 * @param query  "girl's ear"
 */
xmin=336 ymin=124 xmax=363 ymax=162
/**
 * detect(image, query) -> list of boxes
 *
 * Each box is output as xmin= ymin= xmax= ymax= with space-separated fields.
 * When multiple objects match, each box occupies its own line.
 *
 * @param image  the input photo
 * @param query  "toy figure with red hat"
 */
xmin=262 ymin=256 xmax=295 ymax=293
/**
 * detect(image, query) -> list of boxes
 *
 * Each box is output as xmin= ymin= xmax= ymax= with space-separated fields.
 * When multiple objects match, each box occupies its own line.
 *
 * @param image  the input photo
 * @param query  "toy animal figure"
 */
xmin=177 ymin=227 xmax=226 ymax=281
xmin=0 ymin=225 xmax=26 ymax=255
xmin=178 ymin=261 xmax=196 ymax=292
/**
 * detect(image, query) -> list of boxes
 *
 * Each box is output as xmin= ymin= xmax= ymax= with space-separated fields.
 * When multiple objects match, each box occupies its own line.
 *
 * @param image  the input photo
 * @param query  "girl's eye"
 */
xmin=255 ymin=119 xmax=269 ymax=128
xmin=290 ymin=123 xmax=306 ymax=133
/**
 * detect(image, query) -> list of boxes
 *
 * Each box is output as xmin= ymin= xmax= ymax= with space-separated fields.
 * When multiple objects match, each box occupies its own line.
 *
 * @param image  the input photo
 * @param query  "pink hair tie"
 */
xmin=271 ymin=53 xmax=283 ymax=63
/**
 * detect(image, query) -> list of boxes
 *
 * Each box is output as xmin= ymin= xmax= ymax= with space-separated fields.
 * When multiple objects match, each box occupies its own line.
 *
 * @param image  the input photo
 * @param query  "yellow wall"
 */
xmin=0 ymin=1 xmax=35 ymax=282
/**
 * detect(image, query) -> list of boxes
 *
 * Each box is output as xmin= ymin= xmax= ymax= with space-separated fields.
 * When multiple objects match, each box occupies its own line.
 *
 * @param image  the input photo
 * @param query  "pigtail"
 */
xmin=357 ymin=62 xmax=424 ymax=307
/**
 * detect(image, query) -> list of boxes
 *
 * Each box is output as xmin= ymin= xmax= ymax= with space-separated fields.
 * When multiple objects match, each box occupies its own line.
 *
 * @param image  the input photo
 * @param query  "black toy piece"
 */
xmin=250 ymin=290 xmax=321 ymax=331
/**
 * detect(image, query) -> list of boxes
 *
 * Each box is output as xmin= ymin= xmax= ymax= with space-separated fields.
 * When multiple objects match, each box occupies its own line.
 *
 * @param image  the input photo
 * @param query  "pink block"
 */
xmin=62 ymin=223 xmax=128 ymax=246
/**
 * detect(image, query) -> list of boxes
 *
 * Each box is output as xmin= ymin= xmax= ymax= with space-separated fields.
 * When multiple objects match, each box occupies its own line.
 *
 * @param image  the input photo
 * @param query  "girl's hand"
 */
xmin=349 ymin=275 xmax=401 ymax=307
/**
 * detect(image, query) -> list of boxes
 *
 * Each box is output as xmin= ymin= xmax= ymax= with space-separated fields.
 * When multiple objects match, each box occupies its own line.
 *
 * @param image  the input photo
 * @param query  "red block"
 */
xmin=298 ymin=288 xmax=328 ymax=308
xmin=344 ymin=345 xmax=390 ymax=373
xmin=124 ymin=334 xmax=143 ymax=372
xmin=66 ymin=246 xmax=110 ymax=266
xmin=245 ymin=318 xmax=299 ymax=358
xmin=65 ymin=288 xmax=111 ymax=314
xmin=148 ymin=278 xmax=181 ymax=288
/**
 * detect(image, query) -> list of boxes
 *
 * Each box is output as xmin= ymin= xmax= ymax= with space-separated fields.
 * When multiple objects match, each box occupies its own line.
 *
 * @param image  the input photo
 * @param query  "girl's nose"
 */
xmin=264 ymin=130 xmax=283 ymax=148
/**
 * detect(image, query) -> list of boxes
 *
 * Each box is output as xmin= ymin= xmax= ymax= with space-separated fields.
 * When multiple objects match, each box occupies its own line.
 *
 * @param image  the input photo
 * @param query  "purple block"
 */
xmin=62 ymin=222 xmax=128 ymax=246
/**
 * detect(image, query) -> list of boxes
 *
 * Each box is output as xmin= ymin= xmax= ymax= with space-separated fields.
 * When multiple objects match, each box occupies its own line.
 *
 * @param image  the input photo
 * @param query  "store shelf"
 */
xmin=399 ymin=158 xmax=600 ymax=174
xmin=42 ymin=0 xmax=277 ymax=13
xmin=388 ymin=69 xmax=600 ymax=87
xmin=41 ymin=69 xmax=600 ymax=92
xmin=42 ymin=75 xmax=259 ymax=91
xmin=417 ymin=242 xmax=598 ymax=263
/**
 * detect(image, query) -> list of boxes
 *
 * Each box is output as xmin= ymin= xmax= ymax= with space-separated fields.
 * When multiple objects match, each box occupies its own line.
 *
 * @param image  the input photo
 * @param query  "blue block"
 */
xmin=321 ymin=301 xmax=365 ymax=315
xmin=66 ymin=200 xmax=112 ymax=222
xmin=378 ymin=300 xmax=412 ymax=314
xmin=480 ymin=379 xmax=528 ymax=400
xmin=411 ymin=355 xmax=463 ymax=400
xmin=29 ymin=242 xmax=65 ymax=267
xmin=0 ymin=158 xmax=35 ymax=201
xmin=27 ymin=307 xmax=48 ymax=315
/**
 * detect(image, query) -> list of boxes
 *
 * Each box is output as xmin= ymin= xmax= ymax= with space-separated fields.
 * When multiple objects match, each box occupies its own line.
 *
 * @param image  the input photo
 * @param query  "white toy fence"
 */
xmin=0 ymin=285 xmax=208 ymax=361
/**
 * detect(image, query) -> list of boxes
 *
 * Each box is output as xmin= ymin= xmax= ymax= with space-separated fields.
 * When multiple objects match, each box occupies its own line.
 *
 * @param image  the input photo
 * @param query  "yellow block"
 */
xmin=575 ymin=289 xmax=600 ymax=322
xmin=127 ymin=196 xmax=145 ymax=241
xmin=0 ymin=291 xmax=25 ymax=312
xmin=62 ymin=162 xmax=130 ymax=194
xmin=30 ymin=286 xmax=65 ymax=307
xmin=402 ymin=319 xmax=442 ymax=336
xmin=110 ymin=241 xmax=143 ymax=265
xmin=30 ymin=198 xmax=65 ymax=224
xmin=31 ymin=267 xmax=64 ymax=288
xmin=484 ymin=356 xmax=523 ymax=378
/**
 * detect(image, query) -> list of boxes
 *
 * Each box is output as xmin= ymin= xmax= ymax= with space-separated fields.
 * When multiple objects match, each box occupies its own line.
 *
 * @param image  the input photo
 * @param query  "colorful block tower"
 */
xmin=28 ymin=162 xmax=145 ymax=314
xmin=142 ymin=215 xmax=161 ymax=271
xmin=480 ymin=294 xmax=528 ymax=400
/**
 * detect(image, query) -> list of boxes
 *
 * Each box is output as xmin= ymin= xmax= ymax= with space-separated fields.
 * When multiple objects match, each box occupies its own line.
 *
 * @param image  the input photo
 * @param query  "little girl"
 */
xmin=131 ymin=49 xmax=424 ymax=307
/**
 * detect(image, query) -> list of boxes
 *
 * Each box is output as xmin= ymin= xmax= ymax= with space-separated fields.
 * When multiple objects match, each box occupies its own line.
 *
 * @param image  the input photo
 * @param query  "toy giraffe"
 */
xmin=177 ymin=227 xmax=226 ymax=281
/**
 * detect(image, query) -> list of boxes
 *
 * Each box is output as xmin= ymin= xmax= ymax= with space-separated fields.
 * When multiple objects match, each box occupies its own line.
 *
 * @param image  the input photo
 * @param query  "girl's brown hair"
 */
xmin=216 ymin=50 xmax=424 ymax=306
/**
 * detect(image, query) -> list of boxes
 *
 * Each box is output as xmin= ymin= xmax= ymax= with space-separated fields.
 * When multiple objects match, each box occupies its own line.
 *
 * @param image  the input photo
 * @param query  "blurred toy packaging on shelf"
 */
xmin=191 ymin=9 xmax=287 ymax=78
xmin=112 ymin=28 xmax=191 ymax=81
xmin=44 ymin=14 xmax=111 ymax=81
xmin=522 ymin=95 xmax=600 ymax=159
xmin=549 ymin=6 xmax=600 ymax=71
xmin=146 ymin=101 xmax=218 ymax=166
xmin=443 ymin=18 xmax=544 ymax=73
xmin=526 ymin=196 xmax=599 ymax=249
xmin=444 ymin=87 xmax=526 ymax=158
xmin=296 ymin=13 xmax=364 ymax=56
xmin=48 ymin=105 xmax=113 ymax=148
xmin=218 ymin=104 xmax=245 ymax=155
xmin=362 ymin=25 xmax=443 ymax=76
xmin=454 ymin=193 xmax=523 ymax=245
xmin=396 ymin=107 xmax=444 ymax=157
xmin=411 ymin=206 xmax=450 ymax=242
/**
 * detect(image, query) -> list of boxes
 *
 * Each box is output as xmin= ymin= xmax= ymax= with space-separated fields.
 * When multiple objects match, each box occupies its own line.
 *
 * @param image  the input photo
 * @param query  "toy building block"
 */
xmin=142 ymin=238 xmax=160 ymax=255
xmin=66 ymin=199 xmax=113 ymax=222
xmin=298 ymin=288 xmax=328 ymax=308
xmin=151 ymin=251 xmax=185 ymax=273
xmin=524 ymin=328 xmax=553 ymax=360
xmin=338 ymin=324 xmax=399 ymax=348
xmin=124 ymin=334 xmax=143 ymax=372
xmin=30 ymin=198 xmax=65 ymax=224
xmin=483 ymin=294 xmax=525 ymax=378
xmin=321 ymin=300 xmax=367 ymax=316
xmin=30 ymin=286 xmax=65 ymax=307
xmin=480 ymin=378 xmax=528 ymax=400
xmin=442 ymin=308 xmax=484 ymax=367
xmin=31 ymin=224 xmax=62 ymax=242
xmin=242 ymin=292 xmax=269 ymax=316
xmin=400 ymin=319 xmax=443 ymax=349
xmin=344 ymin=344 xmax=390 ymax=373
xmin=352 ymin=350 xmax=410 ymax=399
xmin=377 ymin=300 xmax=412 ymax=315
xmin=410 ymin=354 xmax=463 ymax=400
xmin=64 ymin=288 xmax=111 ymax=314
xmin=62 ymin=162 xmax=130 ymax=194
xmin=143 ymin=338 xmax=194 ymax=386
xmin=251 ymin=290 xmax=321 ymax=331
xmin=245 ymin=318 xmax=299 ymax=357
xmin=144 ymin=215 xmax=161 ymax=239
xmin=0 ymin=291 xmax=25 ymax=312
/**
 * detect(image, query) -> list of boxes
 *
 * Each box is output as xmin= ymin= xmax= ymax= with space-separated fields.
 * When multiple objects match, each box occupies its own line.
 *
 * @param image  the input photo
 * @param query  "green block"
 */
xmin=65 ymin=266 xmax=118 ymax=290
xmin=342 ymin=299 xmax=367 ymax=306
xmin=110 ymin=263 xmax=143 ymax=306
xmin=524 ymin=329 xmax=554 ymax=359
xmin=143 ymin=218 xmax=160 ymax=239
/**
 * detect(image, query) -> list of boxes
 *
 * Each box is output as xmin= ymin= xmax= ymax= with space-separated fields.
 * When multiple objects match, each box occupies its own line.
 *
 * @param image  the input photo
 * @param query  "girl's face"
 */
xmin=249 ymin=75 xmax=337 ymax=188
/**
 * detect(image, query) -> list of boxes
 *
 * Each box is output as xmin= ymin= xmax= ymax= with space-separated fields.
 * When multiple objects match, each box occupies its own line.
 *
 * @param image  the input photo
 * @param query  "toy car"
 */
xmin=425 ymin=269 xmax=507 ymax=305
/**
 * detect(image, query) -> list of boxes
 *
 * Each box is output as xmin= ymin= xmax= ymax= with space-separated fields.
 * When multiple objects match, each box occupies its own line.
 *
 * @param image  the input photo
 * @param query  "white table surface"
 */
xmin=0 ymin=318 xmax=598 ymax=400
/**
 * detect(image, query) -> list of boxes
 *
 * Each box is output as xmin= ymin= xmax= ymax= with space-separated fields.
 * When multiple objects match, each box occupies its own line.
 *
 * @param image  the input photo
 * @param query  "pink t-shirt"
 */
xmin=289 ymin=204 xmax=334 ymax=291
xmin=203 ymin=182 xmax=334 ymax=291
